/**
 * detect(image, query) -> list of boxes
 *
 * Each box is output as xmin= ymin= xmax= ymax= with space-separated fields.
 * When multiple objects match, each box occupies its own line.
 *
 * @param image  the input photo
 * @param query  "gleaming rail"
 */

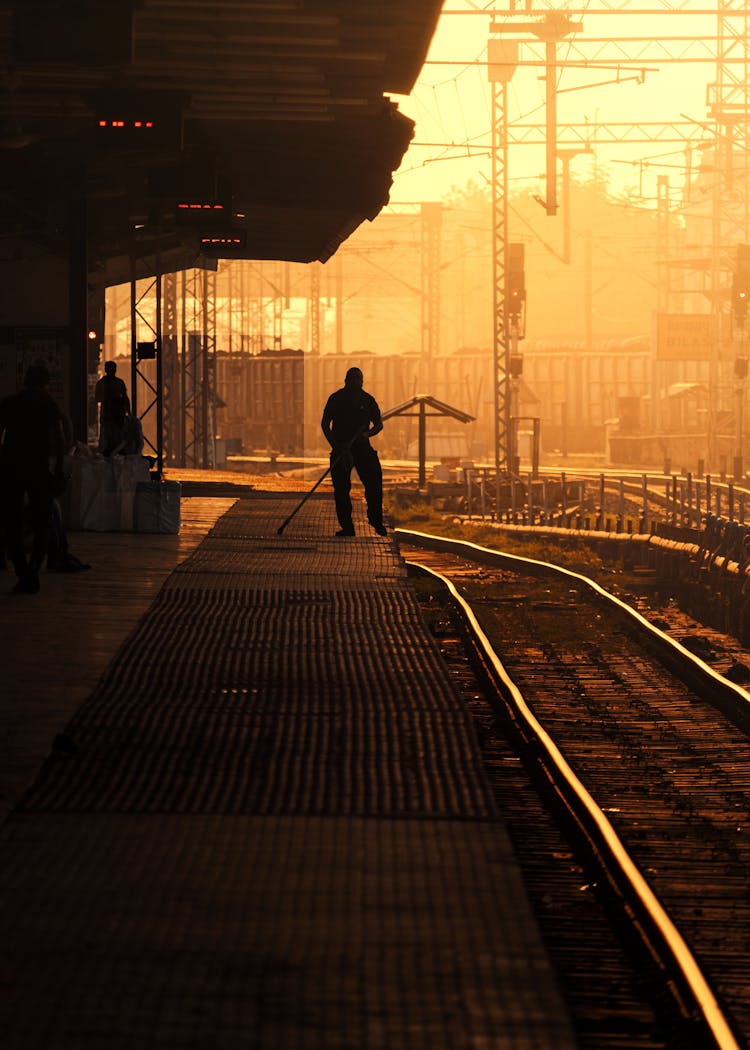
xmin=398 ymin=527 xmax=750 ymax=1050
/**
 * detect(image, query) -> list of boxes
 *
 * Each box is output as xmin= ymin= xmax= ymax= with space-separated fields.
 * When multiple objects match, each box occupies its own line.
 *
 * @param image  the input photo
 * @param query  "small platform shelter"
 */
xmin=382 ymin=394 xmax=475 ymax=487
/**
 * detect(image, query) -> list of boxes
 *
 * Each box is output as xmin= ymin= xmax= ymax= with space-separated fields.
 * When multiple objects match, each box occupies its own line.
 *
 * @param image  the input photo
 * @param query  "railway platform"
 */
xmin=0 ymin=491 xmax=576 ymax=1049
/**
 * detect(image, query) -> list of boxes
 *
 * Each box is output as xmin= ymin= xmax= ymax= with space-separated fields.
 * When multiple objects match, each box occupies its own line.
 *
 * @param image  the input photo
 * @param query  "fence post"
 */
xmin=641 ymin=473 xmax=648 ymax=533
xmin=466 ymin=468 xmax=472 ymax=519
xmin=729 ymin=481 xmax=735 ymax=521
xmin=687 ymin=472 xmax=693 ymax=525
xmin=706 ymin=474 xmax=712 ymax=517
xmin=561 ymin=471 xmax=567 ymax=527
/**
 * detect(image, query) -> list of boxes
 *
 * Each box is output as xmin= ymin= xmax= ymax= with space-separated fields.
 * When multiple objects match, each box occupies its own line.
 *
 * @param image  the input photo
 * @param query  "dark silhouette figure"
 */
xmin=46 ymin=412 xmax=90 ymax=574
xmin=99 ymin=395 xmax=144 ymax=457
xmin=95 ymin=361 xmax=129 ymax=449
xmin=0 ymin=362 xmax=65 ymax=593
xmin=321 ymin=367 xmax=386 ymax=537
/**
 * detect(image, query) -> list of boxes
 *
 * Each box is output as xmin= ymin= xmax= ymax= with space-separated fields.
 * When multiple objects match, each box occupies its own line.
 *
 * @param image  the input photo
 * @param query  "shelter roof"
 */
xmin=382 ymin=394 xmax=476 ymax=424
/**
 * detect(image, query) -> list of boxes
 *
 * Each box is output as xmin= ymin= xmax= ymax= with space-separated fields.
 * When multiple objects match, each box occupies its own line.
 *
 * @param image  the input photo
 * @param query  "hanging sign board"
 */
xmin=655 ymin=313 xmax=713 ymax=361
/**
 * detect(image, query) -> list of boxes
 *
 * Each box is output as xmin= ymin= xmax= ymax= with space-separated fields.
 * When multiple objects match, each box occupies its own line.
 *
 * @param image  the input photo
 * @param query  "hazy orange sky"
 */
xmin=389 ymin=1 xmax=721 ymax=206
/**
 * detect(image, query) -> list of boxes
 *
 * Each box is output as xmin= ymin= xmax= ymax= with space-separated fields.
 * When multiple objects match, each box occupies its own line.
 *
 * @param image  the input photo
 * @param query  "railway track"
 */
xmin=397 ymin=527 xmax=750 ymax=1050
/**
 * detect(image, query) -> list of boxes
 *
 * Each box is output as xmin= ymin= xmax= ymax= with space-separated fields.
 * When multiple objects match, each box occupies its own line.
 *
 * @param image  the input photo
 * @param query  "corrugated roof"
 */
xmin=0 ymin=0 xmax=443 ymax=271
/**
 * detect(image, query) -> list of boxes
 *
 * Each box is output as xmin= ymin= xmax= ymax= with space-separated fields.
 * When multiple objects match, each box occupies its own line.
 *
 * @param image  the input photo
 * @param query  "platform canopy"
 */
xmin=0 ymin=0 xmax=443 ymax=277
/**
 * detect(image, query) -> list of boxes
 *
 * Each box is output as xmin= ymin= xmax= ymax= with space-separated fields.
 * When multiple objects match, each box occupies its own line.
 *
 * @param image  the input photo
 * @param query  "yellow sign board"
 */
xmin=656 ymin=313 xmax=713 ymax=361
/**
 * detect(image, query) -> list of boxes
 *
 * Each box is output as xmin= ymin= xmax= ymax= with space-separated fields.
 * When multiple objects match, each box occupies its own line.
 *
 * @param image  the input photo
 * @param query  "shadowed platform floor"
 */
xmin=0 ymin=492 xmax=576 ymax=1049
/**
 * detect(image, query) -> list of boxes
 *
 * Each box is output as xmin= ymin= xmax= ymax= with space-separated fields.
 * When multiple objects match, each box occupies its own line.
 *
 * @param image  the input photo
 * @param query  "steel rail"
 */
xmin=397 ymin=528 xmax=750 ymax=735
xmin=399 ymin=529 xmax=745 ymax=1050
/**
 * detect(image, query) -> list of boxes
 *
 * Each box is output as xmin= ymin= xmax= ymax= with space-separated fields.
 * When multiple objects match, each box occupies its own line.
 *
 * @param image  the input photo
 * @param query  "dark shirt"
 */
xmin=95 ymin=374 xmax=128 ymax=418
xmin=322 ymin=388 xmax=381 ymax=446
xmin=0 ymin=387 xmax=62 ymax=470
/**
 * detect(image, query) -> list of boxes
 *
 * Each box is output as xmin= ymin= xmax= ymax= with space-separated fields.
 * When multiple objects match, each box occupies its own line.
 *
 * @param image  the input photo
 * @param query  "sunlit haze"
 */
xmin=389 ymin=1 xmax=718 ymax=205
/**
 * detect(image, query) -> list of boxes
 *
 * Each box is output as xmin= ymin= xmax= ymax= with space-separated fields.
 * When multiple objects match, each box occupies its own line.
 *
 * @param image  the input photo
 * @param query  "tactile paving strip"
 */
xmin=20 ymin=500 xmax=496 ymax=818
xmin=209 ymin=496 xmax=385 ymax=542
xmin=2 ymin=496 xmax=578 ymax=1050
xmin=169 ymin=541 xmax=402 ymax=588
xmin=0 ymin=814 xmax=574 ymax=1050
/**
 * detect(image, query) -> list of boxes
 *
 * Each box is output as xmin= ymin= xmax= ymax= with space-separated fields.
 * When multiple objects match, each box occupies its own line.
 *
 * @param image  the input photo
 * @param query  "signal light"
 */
xmin=97 ymin=118 xmax=155 ymax=130
xmin=509 ymin=352 xmax=523 ymax=378
xmin=178 ymin=202 xmax=225 ymax=211
xmin=733 ymin=244 xmax=750 ymax=327
xmin=505 ymin=243 xmax=526 ymax=322
xmin=92 ymin=90 xmax=185 ymax=150
xmin=199 ymin=231 xmax=247 ymax=256
xmin=87 ymin=329 xmax=99 ymax=341
xmin=200 ymin=234 xmax=244 ymax=246
xmin=733 ymin=277 xmax=750 ymax=324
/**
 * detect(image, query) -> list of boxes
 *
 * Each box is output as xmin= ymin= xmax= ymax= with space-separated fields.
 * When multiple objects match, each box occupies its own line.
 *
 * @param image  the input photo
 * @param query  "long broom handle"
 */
xmin=277 ymin=425 xmax=368 ymax=534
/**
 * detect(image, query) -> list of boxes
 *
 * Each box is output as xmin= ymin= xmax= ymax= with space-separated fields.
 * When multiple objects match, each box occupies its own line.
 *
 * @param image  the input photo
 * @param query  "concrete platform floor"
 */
xmin=0 ymin=492 xmax=577 ymax=1049
xmin=1 ymin=497 xmax=235 ymax=822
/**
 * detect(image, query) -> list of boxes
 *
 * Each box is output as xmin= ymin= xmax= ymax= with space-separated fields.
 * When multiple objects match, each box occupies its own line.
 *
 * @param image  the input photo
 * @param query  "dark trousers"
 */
xmin=1 ymin=465 xmax=53 ymax=580
xmin=330 ymin=444 xmax=383 ymax=531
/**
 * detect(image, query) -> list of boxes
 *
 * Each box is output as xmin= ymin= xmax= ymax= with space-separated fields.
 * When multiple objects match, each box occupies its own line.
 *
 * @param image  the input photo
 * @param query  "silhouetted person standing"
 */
xmin=95 ymin=360 xmax=129 ymax=448
xmin=0 ymin=362 xmax=65 ymax=593
xmin=321 ymin=366 xmax=386 ymax=537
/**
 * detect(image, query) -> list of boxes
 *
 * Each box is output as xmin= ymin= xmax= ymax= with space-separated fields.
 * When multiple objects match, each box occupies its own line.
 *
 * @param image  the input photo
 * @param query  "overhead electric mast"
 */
xmin=480 ymin=0 xmax=749 ymax=481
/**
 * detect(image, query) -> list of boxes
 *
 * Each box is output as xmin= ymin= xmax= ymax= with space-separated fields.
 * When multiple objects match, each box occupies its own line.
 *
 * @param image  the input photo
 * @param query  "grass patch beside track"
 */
xmin=389 ymin=498 xmax=612 ymax=577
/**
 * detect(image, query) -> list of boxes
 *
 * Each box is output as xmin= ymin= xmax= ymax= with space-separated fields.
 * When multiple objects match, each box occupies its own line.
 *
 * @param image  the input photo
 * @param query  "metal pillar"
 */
xmin=420 ymin=202 xmax=442 ymax=363
xmin=162 ymin=270 xmax=179 ymax=466
xmin=707 ymin=1 xmax=750 ymax=470
xmin=68 ymin=191 xmax=88 ymax=443
xmin=418 ymin=399 xmax=427 ymax=488
xmin=129 ymin=256 xmax=138 ymax=418
xmin=544 ymin=38 xmax=558 ymax=217
xmin=248 ymin=263 xmax=263 ymax=354
xmin=488 ymin=40 xmax=517 ymax=505
xmin=155 ymin=271 xmax=163 ymax=473
xmin=335 ymin=252 xmax=343 ymax=355
xmin=272 ymin=261 xmax=284 ymax=351
xmin=180 ymin=269 xmax=187 ymax=465
xmin=656 ymin=175 xmax=670 ymax=314
xmin=310 ymin=262 xmax=321 ymax=355
xmin=182 ymin=270 xmax=207 ymax=468
xmin=129 ymin=263 xmax=163 ymax=471
xmin=201 ymin=268 xmax=216 ymax=468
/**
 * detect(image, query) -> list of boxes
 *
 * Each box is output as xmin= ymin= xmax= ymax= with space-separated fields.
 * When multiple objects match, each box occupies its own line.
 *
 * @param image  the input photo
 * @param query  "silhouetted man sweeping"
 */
xmin=321 ymin=367 xmax=387 ymax=537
